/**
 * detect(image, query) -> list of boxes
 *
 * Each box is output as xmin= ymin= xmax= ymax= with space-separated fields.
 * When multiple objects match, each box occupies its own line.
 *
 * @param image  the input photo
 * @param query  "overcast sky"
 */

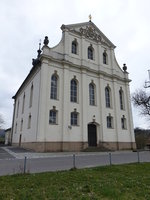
xmin=0 ymin=0 xmax=150 ymax=129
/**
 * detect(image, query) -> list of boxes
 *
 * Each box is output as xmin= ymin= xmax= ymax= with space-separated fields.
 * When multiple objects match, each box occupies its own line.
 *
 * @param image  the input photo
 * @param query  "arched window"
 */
xmin=28 ymin=114 xmax=31 ymax=129
xmin=70 ymin=79 xmax=77 ymax=102
xmin=71 ymin=111 xmax=78 ymax=126
xmin=103 ymin=51 xmax=107 ymax=64
xmin=50 ymin=74 xmax=58 ymax=100
xmin=49 ymin=108 xmax=57 ymax=124
xmin=20 ymin=119 xmax=23 ymax=131
xmin=22 ymin=93 xmax=25 ymax=114
xmin=16 ymin=100 xmax=19 ymax=118
xmin=105 ymin=87 xmax=111 ymax=108
xmin=88 ymin=46 xmax=94 ymax=60
xmin=121 ymin=115 xmax=126 ymax=129
xmin=15 ymin=123 xmax=17 ymax=133
xmin=89 ymin=83 xmax=95 ymax=105
xmin=107 ymin=115 xmax=113 ymax=128
xmin=29 ymin=84 xmax=33 ymax=107
xmin=72 ymin=40 xmax=77 ymax=54
xmin=119 ymin=89 xmax=124 ymax=110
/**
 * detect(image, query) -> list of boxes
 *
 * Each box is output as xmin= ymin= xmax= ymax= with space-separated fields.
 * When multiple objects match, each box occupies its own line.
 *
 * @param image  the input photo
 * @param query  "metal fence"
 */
xmin=0 ymin=150 xmax=150 ymax=176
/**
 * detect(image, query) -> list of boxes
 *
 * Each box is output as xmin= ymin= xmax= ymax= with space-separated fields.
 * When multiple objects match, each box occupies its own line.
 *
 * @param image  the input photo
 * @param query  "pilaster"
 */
xmin=112 ymin=78 xmax=119 ymax=149
xmin=36 ymin=60 xmax=49 ymax=142
xmin=81 ymin=69 xmax=88 ymax=144
xmin=62 ymin=65 xmax=70 ymax=147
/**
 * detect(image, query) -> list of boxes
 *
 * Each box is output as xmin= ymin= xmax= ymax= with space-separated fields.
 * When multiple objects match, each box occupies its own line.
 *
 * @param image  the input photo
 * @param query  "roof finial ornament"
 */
xmin=37 ymin=39 xmax=42 ymax=58
xmin=39 ymin=39 xmax=41 ymax=49
xmin=32 ymin=40 xmax=42 ymax=67
xmin=44 ymin=36 xmax=49 ymax=46
xmin=89 ymin=14 xmax=92 ymax=22
xmin=123 ymin=63 xmax=127 ymax=72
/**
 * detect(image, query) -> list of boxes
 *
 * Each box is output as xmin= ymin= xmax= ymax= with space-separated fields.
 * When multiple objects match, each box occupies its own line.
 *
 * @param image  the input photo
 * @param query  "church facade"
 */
xmin=11 ymin=20 xmax=136 ymax=152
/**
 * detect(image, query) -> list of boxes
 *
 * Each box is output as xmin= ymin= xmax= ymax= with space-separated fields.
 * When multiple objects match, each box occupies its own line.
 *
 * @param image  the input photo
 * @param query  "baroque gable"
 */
xmin=61 ymin=21 xmax=116 ymax=48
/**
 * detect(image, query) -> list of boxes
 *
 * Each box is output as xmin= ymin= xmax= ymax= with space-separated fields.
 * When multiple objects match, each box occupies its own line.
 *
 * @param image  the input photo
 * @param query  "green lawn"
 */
xmin=0 ymin=163 xmax=150 ymax=200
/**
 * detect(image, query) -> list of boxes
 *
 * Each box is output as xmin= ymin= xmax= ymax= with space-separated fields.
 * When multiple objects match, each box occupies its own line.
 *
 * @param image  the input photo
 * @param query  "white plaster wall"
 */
xmin=12 ymin=68 xmax=41 ymax=143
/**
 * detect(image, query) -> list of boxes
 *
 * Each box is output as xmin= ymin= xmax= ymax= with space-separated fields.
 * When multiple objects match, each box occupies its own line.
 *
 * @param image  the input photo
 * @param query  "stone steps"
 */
xmin=83 ymin=146 xmax=113 ymax=152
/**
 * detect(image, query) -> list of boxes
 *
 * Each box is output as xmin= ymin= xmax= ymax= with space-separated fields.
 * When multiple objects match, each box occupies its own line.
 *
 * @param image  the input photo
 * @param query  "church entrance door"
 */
xmin=88 ymin=124 xmax=97 ymax=147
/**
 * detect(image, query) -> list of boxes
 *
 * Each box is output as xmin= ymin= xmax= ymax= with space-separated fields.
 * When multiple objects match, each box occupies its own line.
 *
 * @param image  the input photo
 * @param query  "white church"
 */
xmin=11 ymin=19 xmax=136 ymax=152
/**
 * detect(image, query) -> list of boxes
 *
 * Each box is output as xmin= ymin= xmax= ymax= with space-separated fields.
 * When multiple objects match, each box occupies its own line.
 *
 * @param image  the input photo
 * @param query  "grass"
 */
xmin=0 ymin=163 xmax=150 ymax=200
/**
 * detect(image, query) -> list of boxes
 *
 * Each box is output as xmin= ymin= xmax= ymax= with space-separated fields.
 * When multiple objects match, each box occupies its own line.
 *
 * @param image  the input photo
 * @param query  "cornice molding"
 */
xmin=41 ymin=54 xmax=131 ymax=83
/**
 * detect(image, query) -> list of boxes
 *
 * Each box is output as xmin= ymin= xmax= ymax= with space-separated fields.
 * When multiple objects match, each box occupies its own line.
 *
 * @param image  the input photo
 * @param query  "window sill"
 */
xmin=87 ymin=59 xmax=96 ymax=63
xmin=50 ymin=98 xmax=59 ymax=101
xmin=106 ymin=106 xmax=113 ymax=109
xmin=71 ymin=52 xmax=79 ymax=56
xmin=89 ymin=104 xmax=97 ymax=106
xmin=70 ymin=101 xmax=79 ymax=104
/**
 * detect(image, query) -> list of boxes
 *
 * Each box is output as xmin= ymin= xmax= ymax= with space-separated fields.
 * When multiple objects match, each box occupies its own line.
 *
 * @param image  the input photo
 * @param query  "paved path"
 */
xmin=0 ymin=146 xmax=150 ymax=176
xmin=0 ymin=147 xmax=15 ymax=159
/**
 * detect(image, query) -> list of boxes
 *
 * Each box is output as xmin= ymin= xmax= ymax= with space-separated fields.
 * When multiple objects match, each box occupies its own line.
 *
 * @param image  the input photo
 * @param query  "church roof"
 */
xmin=61 ymin=21 xmax=116 ymax=48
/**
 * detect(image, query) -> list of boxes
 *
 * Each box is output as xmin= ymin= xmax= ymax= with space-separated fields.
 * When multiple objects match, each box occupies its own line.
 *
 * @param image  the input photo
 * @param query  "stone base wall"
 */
xmin=12 ymin=142 xmax=88 ymax=152
xmin=12 ymin=141 xmax=136 ymax=152
xmin=99 ymin=141 xmax=137 ymax=151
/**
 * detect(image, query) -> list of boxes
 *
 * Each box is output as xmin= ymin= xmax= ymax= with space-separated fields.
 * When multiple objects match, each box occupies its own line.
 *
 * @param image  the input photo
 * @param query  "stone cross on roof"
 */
xmin=89 ymin=14 xmax=92 ymax=22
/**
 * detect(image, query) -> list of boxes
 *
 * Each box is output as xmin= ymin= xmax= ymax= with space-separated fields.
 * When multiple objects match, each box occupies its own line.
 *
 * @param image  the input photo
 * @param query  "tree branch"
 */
xmin=132 ymin=89 xmax=150 ymax=117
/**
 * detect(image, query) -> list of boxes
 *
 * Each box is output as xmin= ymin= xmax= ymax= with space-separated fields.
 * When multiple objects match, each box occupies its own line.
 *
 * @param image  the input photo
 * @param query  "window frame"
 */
xmin=119 ymin=89 xmax=124 ymax=110
xmin=107 ymin=115 xmax=113 ymax=128
xmin=105 ymin=87 xmax=111 ymax=108
xmin=29 ymin=84 xmax=33 ymax=108
xmin=28 ymin=114 xmax=31 ymax=129
xmin=88 ymin=46 xmax=94 ymax=60
xmin=50 ymin=74 xmax=58 ymax=100
xmin=103 ymin=51 xmax=107 ymax=64
xmin=22 ymin=93 xmax=25 ymax=114
xmin=121 ymin=115 xmax=127 ymax=129
xmin=89 ymin=83 xmax=95 ymax=105
xmin=16 ymin=100 xmax=19 ymax=118
xmin=15 ymin=123 xmax=17 ymax=133
xmin=70 ymin=79 xmax=78 ymax=103
xmin=49 ymin=109 xmax=57 ymax=124
xmin=71 ymin=111 xmax=78 ymax=126
xmin=72 ymin=40 xmax=77 ymax=54
xmin=20 ymin=119 xmax=23 ymax=132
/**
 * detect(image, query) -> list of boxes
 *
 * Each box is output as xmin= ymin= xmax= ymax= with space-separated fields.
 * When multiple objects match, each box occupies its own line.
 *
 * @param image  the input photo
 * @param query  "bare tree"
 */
xmin=132 ymin=89 xmax=150 ymax=117
xmin=0 ymin=114 xmax=4 ymax=129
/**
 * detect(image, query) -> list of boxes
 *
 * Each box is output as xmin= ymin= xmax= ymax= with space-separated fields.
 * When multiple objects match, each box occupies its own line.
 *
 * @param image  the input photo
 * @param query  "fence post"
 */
xmin=24 ymin=156 xmax=27 ymax=174
xmin=137 ymin=151 xmax=140 ymax=163
xmin=109 ymin=152 xmax=112 ymax=165
xmin=73 ymin=154 xmax=76 ymax=169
